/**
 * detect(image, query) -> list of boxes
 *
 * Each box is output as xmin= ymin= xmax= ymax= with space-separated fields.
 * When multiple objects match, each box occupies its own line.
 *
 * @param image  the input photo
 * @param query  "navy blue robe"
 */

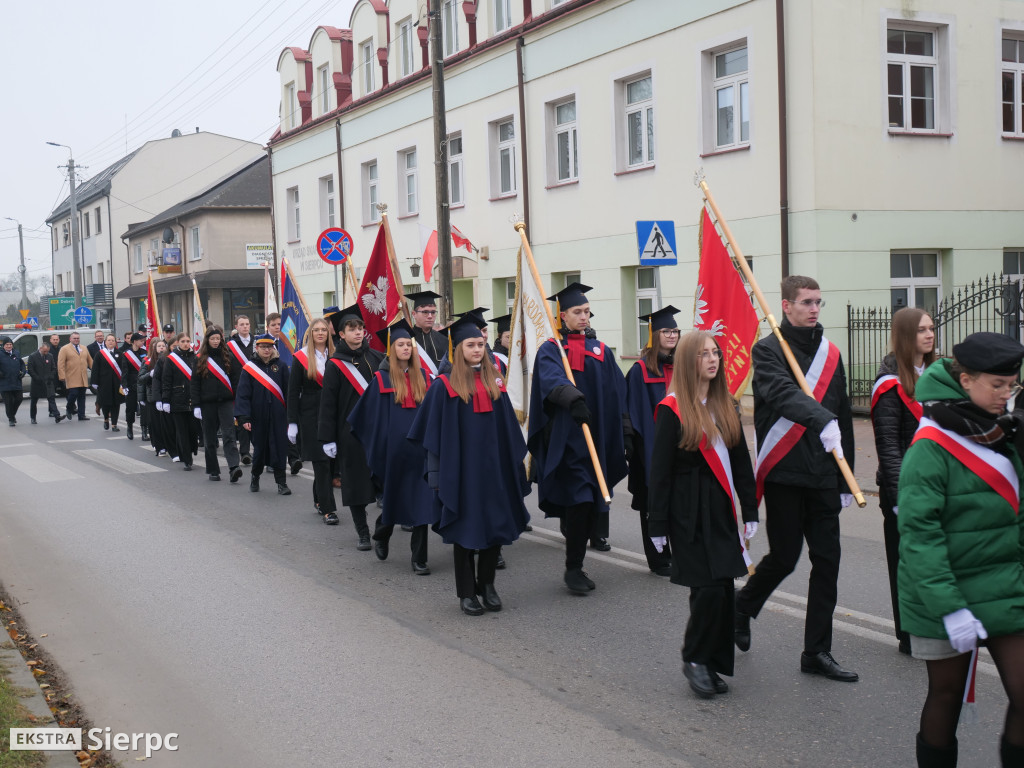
xmin=625 ymin=359 xmax=672 ymax=510
xmin=349 ymin=369 xmax=437 ymax=528
xmin=234 ymin=358 xmax=290 ymax=471
xmin=407 ymin=374 xmax=531 ymax=549
xmin=527 ymin=335 xmax=628 ymax=516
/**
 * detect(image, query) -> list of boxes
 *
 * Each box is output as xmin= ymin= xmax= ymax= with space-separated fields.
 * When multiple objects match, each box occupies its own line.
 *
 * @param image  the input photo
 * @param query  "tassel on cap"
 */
xmin=646 ymin=315 xmax=653 ymax=349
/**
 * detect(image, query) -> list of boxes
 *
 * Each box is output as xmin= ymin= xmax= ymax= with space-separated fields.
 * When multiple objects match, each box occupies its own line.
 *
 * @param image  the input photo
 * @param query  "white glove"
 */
xmin=819 ymin=419 xmax=843 ymax=457
xmin=287 ymin=423 xmax=299 ymax=444
xmin=841 ymin=493 xmax=854 ymax=509
xmin=943 ymin=608 xmax=988 ymax=654
xmin=650 ymin=536 xmax=667 ymax=553
xmin=138 ymin=399 xmax=145 ymax=407
xmin=162 ymin=403 xmax=171 ymax=413
xmin=119 ymin=387 xmax=127 ymax=396
xmin=156 ymin=401 xmax=164 ymax=412
xmin=744 ymin=521 xmax=759 ymax=540
xmin=193 ymin=407 xmax=202 ymax=420
xmin=90 ymin=384 xmax=97 ymax=390
xmin=323 ymin=442 xmax=337 ymax=458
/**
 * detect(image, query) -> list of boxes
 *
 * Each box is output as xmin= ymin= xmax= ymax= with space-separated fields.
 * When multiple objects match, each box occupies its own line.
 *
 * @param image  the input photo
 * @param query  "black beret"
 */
xmin=953 ymin=332 xmax=1024 ymax=376
xmin=162 ymin=324 xmax=175 ymax=332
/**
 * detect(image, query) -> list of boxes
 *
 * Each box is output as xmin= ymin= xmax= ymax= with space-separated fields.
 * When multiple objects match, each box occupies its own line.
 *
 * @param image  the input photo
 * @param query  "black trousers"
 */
xmin=29 ymin=394 xmax=60 ymax=420
xmin=101 ymin=402 xmax=121 ymax=424
xmin=201 ymin=402 xmax=239 ymax=475
xmin=879 ymin=489 xmax=908 ymax=644
xmin=237 ymin=418 xmax=251 ymax=458
xmin=453 ymin=544 xmax=499 ymax=598
xmin=736 ymin=482 xmax=842 ymax=654
xmin=124 ymin=391 xmax=138 ymax=425
xmin=3 ymin=390 xmax=22 ymax=421
xmin=170 ymin=411 xmax=198 ymax=467
xmin=683 ymin=583 xmax=736 ymax=676
xmin=373 ymin=515 xmax=428 ymax=563
xmin=562 ymin=502 xmax=596 ymax=570
xmin=312 ymin=459 xmax=335 ymax=513
xmin=66 ymin=387 xmax=86 ymax=419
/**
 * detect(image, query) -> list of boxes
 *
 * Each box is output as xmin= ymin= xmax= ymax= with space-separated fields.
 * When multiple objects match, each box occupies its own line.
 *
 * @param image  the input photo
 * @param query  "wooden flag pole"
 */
xmin=698 ymin=177 xmax=866 ymax=508
xmin=282 ymin=258 xmax=314 ymax=323
xmin=514 ymin=221 xmax=611 ymax=503
xmin=379 ymin=206 xmax=413 ymax=326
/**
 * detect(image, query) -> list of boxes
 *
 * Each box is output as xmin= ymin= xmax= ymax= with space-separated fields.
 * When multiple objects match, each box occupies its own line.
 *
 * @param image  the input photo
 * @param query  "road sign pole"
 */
xmin=334 ymin=265 xmax=340 ymax=306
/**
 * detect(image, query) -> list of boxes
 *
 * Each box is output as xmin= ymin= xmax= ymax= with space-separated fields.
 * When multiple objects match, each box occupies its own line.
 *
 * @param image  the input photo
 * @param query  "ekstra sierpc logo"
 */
xmin=9 ymin=728 xmax=179 ymax=757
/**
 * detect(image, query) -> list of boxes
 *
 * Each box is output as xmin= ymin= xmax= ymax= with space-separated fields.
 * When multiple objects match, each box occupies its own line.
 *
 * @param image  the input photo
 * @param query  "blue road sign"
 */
xmin=25 ymin=317 xmax=39 ymax=329
xmin=318 ymin=228 xmax=354 ymax=266
xmin=73 ymin=306 xmax=94 ymax=325
xmin=636 ymin=221 xmax=678 ymax=266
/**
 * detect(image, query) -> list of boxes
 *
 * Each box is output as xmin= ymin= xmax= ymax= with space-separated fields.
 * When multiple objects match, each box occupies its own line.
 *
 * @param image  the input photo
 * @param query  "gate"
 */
xmin=847 ymin=274 xmax=1022 ymax=412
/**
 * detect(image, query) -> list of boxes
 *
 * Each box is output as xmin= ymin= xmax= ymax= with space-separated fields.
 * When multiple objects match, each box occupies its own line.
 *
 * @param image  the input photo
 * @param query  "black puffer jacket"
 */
xmin=160 ymin=349 xmax=195 ymax=412
xmin=870 ymin=353 xmax=920 ymax=509
xmin=190 ymin=349 xmax=234 ymax=405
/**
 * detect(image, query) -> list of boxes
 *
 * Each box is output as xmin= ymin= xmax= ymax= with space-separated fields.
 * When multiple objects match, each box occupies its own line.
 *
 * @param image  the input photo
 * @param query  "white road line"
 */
xmin=106 ymin=436 xmax=128 ymax=440
xmin=0 ymin=443 xmax=33 ymax=449
xmin=0 ymin=455 xmax=82 ymax=482
xmin=71 ymin=449 xmax=166 ymax=474
xmin=48 ymin=439 xmax=94 ymax=444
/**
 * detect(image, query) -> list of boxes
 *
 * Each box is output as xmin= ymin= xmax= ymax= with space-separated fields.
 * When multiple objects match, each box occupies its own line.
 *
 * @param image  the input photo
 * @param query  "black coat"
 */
xmin=235 ymin=356 xmax=289 ymax=469
xmin=318 ymin=343 xmax=384 ymax=506
xmin=871 ymin=354 xmax=920 ymax=509
xmin=27 ymin=350 xmax=55 ymax=398
xmin=190 ymin=350 xmax=234 ymax=405
xmin=89 ymin=348 xmax=125 ymax=408
xmin=160 ymin=350 xmax=195 ymax=412
xmin=287 ymin=351 xmax=328 ymax=461
xmin=752 ymin=319 xmax=854 ymax=490
xmin=119 ymin=347 xmax=145 ymax=394
xmin=86 ymin=340 xmax=103 ymax=361
xmin=648 ymin=406 xmax=757 ymax=587
xmin=0 ymin=349 xmax=25 ymax=393
xmin=225 ymin=336 xmax=254 ymax=392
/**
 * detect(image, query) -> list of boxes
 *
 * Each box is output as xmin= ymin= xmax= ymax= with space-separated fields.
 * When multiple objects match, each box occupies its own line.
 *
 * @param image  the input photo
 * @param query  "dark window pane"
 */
xmin=1004 ymin=71 xmax=1016 ymax=102
xmin=1004 ymin=252 xmax=1020 ymax=275
xmin=888 ymin=63 xmax=904 ymax=95
xmin=911 ymin=252 xmax=938 ymax=278
xmin=1004 ymin=38 xmax=1018 ymax=63
xmin=887 ymin=29 xmax=904 ymax=54
xmin=910 ymin=97 xmax=934 ymax=129
xmin=910 ymin=65 xmax=934 ymax=98
xmin=916 ymin=287 xmax=938 ymax=312
xmin=891 ymin=253 xmax=911 ymax=278
xmin=891 ymin=288 xmax=909 ymax=310
xmin=889 ymin=97 xmax=904 ymax=127
xmin=1005 ymin=102 xmax=1016 ymax=134
xmin=904 ymin=30 xmax=933 ymax=56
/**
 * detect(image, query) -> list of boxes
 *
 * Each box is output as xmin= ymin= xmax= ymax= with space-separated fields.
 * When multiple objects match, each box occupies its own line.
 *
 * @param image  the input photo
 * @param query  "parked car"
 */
xmin=6 ymin=329 xmax=112 ymax=392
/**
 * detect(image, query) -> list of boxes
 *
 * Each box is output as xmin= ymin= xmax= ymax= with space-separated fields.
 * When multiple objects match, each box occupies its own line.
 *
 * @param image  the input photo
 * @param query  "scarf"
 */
xmin=923 ymin=399 xmax=1014 ymax=453
xmin=565 ymin=333 xmax=587 ymax=372
xmin=472 ymin=370 xmax=493 ymax=413
xmin=401 ymin=370 xmax=417 ymax=409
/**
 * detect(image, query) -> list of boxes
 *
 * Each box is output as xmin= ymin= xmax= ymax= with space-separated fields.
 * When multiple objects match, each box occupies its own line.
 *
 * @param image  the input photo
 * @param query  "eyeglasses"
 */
xmin=660 ymin=329 xmax=681 ymax=336
xmin=794 ymin=299 xmax=825 ymax=308
xmin=980 ymin=380 xmax=1024 ymax=397
xmin=416 ymin=309 xmax=437 ymax=316
xmin=698 ymin=349 xmax=723 ymax=360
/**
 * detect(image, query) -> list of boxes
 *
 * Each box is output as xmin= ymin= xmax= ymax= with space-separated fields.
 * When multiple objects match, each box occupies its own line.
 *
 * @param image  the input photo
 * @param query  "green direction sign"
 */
xmin=49 ymin=297 xmax=76 ymax=326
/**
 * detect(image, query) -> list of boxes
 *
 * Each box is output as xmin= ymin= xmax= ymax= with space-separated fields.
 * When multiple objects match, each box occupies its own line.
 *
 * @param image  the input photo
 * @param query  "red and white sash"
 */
xmin=293 ymin=349 xmax=323 ymax=387
xmin=911 ymin=416 xmax=1020 ymax=513
xmin=659 ymin=393 xmax=751 ymax=567
xmin=754 ymin=336 xmax=841 ymax=501
xmin=167 ymin=352 xmax=192 ymax=380
xmin=227 ymin=338 xmax=250 ymax=367
xmin=122 ymin=350 xmax=142 ymax=372
xmin=242 ymin=361 xmax=285 ymax=406
xmin=871 ymin=374 xmax=923 ymax=421
xmin=493 ymin=351 xmax=509 ymax=371
xmin=206 ymin=358 xmax=232 ymax=393
xmin=416 ymin=342 xmax=439 ymax=377
xmin=331 ymin=358 xmax=368 ymax=395
xmin=100 ymin=348 xmax=122 ymax=377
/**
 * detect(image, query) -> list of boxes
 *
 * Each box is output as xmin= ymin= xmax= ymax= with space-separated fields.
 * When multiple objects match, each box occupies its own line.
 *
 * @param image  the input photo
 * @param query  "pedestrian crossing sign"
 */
xmin=636 ymin=221 xmax=677 ymax=266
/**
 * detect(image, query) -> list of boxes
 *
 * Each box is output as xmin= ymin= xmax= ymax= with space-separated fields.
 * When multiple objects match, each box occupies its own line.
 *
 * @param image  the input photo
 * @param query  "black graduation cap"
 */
xmin=491 ymin=314 xmax=512 ymax=334
xmin=375 ymin=319 xmax=415 ymax=351
xmin=953 ymin=332 xmax=1024 ymax=376
xmin=254 ymin=333 xmax=277 ymax=346
xmin=405 ymin=290 xmax=442 ymax=309
xmin=441 ymin=315 xmax=483 ymax=357
xmin=323 ymin=305 xmax=340 ymax=318
xmin=641 ymin=305 xmax=681 ymax=348
xmin=327 ymin=303 xmax=363 ymax=332
xmin=548 ymin=282 xmax=592 ymax=311
xmin=457 ymin=306 xmax=489 ymax=329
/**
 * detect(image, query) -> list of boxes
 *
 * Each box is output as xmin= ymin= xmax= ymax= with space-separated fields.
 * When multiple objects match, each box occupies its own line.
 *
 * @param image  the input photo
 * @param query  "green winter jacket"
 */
xmin=897 ymin=359 xmax=1024 ymax=639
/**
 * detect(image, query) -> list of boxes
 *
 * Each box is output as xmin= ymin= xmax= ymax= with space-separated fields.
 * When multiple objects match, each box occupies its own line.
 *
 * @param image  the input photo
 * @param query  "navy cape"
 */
xmin=625 ymin=358 xmax=671 ymax=509
xmin=234 ymin=358 xmax=290 ymax=469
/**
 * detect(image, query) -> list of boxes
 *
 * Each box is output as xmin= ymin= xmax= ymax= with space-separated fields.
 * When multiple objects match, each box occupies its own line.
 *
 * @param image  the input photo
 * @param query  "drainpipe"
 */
xmin=776 ymin=0 xmax=790 ymax=278
xmin=336 ymin=119 xmax=348 ymax=304
xmin=267 ymin=147 xmax=279 ymax=299
xmin=516 ymin=36 xmax=531 ymax=236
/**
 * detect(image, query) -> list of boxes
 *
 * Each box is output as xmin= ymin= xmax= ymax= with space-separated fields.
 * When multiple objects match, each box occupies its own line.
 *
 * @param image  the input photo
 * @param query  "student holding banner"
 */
xmin=89 ymin=334 xmax=125 ymax=432
xmin=119 ymin=333 xmax=146 ymax=440
xmin=160 ymin=334 xmax=199 ymax=470
xmin=192 ymin=326 xmax=242 ymax=483
xmin=734 ymin=276 xmax=858 ymax=683
xmin=318 ymin=305 xmax=384 ymax=550
xmin=648 ymin=331 xmax=758 ymax=698
xmin=235 ymin=335 xmax=291 ymax=495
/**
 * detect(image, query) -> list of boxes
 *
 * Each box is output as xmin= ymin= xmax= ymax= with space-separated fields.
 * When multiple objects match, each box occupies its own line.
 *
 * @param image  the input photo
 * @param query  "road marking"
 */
xmin=48 ymin=439 xmax=94 ymax=444
xmin=71 ymin=449 xmax=166 ymax=474
xmin=0 ymin=455 xmax=82 ymax=482
xmin=106 ymin=436 xmax=128 ymax=440
xmin=0 ymin=443 xmax=33 ymax=449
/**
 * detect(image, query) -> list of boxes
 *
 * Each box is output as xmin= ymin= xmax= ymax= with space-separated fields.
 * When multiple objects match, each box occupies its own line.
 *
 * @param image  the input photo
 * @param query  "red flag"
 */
xmin=418 ymin=225 xmax=438 ymax=283
xmin=145 ymin=272 xmax=161 ymax=345
xmin=693 ymin=207 xmax=759 ymax=397
xmin=450 ymin=224 xmax=474 ymax=253
xmin=358 ymin=224 xmax=402 ymax=351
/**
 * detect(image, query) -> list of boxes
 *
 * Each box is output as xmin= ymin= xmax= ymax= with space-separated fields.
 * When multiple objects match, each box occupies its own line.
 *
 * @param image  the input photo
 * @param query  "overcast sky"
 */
xmin=0 ymin=0 xmax=358 ymax=289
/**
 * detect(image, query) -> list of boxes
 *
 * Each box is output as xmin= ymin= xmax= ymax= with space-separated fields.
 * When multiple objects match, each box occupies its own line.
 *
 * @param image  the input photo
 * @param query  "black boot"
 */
xmin=250 ymin=474 xmax=260 ymax=492
xmin=916 ymin=733 xmax=957 ymax=768
xmin=126 ymin=423 xmax=134 ymax=440
xmin=274 ymin=470 xmax=291 ymax=495
xmin=735 ymin=604 xmax=752 ymax=652
xmin=1001 ymin=737 xmax=1024 ymax=768
xmin=141 ymin=426 xmax=149 ymax=440
xmin=351 ymin=506 xmax=371 ymax=550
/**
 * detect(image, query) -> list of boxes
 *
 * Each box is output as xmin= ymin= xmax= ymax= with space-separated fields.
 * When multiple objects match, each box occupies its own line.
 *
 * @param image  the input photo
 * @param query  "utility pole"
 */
xmin=47 ymin=142 xmax=83 ymax=308
xmin=4 ymin=218 xmax=29 ymax=310
xmin=429 ymin=1 xmax=454 ymax=324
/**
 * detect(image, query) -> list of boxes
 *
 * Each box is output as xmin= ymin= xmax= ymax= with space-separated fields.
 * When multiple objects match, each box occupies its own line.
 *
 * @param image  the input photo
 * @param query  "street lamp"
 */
xmin=3 ymin=217 xmax=29 ymax=311
xmin=46 ymin=141 xmax=83 ymax=308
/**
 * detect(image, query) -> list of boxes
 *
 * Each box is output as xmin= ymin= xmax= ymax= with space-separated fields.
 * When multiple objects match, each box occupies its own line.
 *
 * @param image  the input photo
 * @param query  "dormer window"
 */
xmin=318 ymin=64 xmax=330 ymax=114
xmin=361 ymin=40 xmax=374 ymax=95
xmin=287 ymin=82 xmax=297 ymax=128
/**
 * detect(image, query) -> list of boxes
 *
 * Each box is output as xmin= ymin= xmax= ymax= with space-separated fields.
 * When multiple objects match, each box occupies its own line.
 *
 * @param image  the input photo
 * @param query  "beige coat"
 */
xmin=58 ymin=343 xmax=92 ymax=388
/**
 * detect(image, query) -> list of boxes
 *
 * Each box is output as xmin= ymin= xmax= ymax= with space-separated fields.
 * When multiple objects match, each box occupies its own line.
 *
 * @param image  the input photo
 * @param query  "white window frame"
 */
xmin=363 ymin=161 xmax=380 ymax=224
xmin=883 ymin=15 xmax=954 ymax=135
xmin=361 ymin=40 xmax=375 ymax=95
xmin=1004 ymin=248 xmax=1024 ymax=279
xmin=400 ymin=148 xmax=418 ymax=216
xmin=189 ymin=226 xmax=201 ymax=261
xmin=549 ymin=97 xmax=579 ymax=183
xmin=636 ymin=267 xmax=659 ymax=347
xmin=890 ymin=251 xmax=941 ymax=312
xmin=505 ymin=278 xmax=516 ymax=312
xmin=398 ymin=18 xmax=416 ymax=78
xmin=448 ymin=132 xmax=465 ymax=207
xmin=442 ymin=0 xmax=459 ymax=57
xmin=286 ymin=82 xmax=297 ymax=129
xmin=319 ymin=176 xmax=336 ymax=229
xmin=97 ymin=262 xmax=104 ymax=283
xmin=134 ymin=244 xmax=143 ymax=274
xmin=616 ymin=72 xmax=654 ymax=170
xmin=491 ymin=117 xmax=517 ymax=198
xmin=1002 ymin=33 xmax=1024 ymax=138
xmin=317 ymin=64 xmax=330 ymax=115
xmin=94 ymin=207 xmax=101 ymax=234
xmin=83 ymin=211 xmax=90 ymax=238
xmin=286 ymin=186 xmax=301 ymax=242
xmin=711 ymin=43 xmax=750 ymax=150
xmin=494 ymin=0 xmax=512 ymax=34
xmin=86 ymin=266 xmax=93 ymax=284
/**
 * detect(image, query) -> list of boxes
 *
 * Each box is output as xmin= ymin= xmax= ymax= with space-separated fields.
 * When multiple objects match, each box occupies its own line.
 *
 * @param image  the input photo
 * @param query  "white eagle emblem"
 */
xmin=361 ymin=276 xmax=390 ymax=316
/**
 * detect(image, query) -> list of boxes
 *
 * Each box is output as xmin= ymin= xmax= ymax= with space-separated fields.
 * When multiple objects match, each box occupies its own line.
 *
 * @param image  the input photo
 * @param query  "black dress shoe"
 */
xmin=800 ymin=652 xmax=859 ymax=682
xmin=412 ymin=562 xmax=430 ymax=575
xmin=682 ymin=662 xmax=716 ymax=699
xmin=229 ymin=467 xmax=243 ymax=483
xmin=460 ymin=597 xmax=485 ymax=616
xmin=241 ymin=454 xmax=252 ymax=466
xmin=524 ymin=524 xmax=533 ymax=532
xmin=277 ymin=483 xmax=291 ymax=496
xmin=290 ymin=460 xmax=303 ymax=475
xmin=651 ymin=564 xmax=673 ymax=577
xmin=322 ymin=511 xmax=339 ymax=525
xmin=495 ymin=553 xmax=506 ymax=570
xmin=55 ymin=414 xmax=65 ymax=423
xmin=479 ymin=583 xmax=502 ymax=612
xmin=373 ymin=539 xmax=389 ymax=560
xmin=30 ymin=418 xmax=37 ymax=424
xmin=209 ymin=474 xmax=221 ymax=481
xmin=709 ymin=671 xmax=729 ymax=694
xmin=126 ymin=423 xmax=133 ymax=439
xmin=141 ymin=427 xmax=149 ymax=440
xmin=735 ymin=609 xmax=752 ymax=652
xmin=250 ymin=477 xmax=260 ymax=492
xmin=104 ymin=420 xmax=109 ymax=430
xmin=183 ymin=464 xmax=192 ymax=471
xmin=590 ymin=538 xmax=611 ymax=551
xmin=357 ymin=535 xmax=372 ymax=551
xmin=564 ymin=568 xmax=595 ymax=594
xmin=79 ymin=416 xmax=90 ymax=421
xmin=111 ymin=425 xmax=120 ymax=432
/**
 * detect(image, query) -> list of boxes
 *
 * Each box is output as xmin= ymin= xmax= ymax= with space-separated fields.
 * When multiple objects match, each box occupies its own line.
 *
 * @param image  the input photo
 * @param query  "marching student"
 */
xmin=648 ymin=331 xmax=758 ymax=698
xmin=267 ymin=311 xmax=303 ymax=477
xmin=456 ymin=307 xmax=506 ymax=375
xmin=138 ymin=339 xmax=168 ymax=453
xmin=318 ymin=305 xmax=384 ymax=550
xmin=527 ymin=282 xmax=630 ymax=594
xmin=490 ymin=314 xmax=512 ymax=365
xmin=235 ymin=334 xmax=291 ymax=495
xmin=405 ymin=290 xmax=446 ymax=375
xmin=407 ymin=317 xmax=531 ymax=615
xmin=192 ymin=326 xmax=242 ymax=483
xmin=870 ymin=307 xmax=936 ymax=655
xmin=625 ymin=306 xmax=681 ymax=577
xmin=26 ymin=341 xmax=64 ymax=424
xmin=349 ymin=320 xmax=436 ymax=574
xmin=89 ymin=334 xmax=124 ymax=432
xmin=897 ymin=332 xmax=1024 ymax=768
xmin=160 ymin=334 xmax=198 ymax=470
xmin=119 ymin=333 xmax=146 ymax=440
xmin=287 ymin=317 xmax=336 ymax=522
xmin=226 ymin=315 xmax=255 ymax=466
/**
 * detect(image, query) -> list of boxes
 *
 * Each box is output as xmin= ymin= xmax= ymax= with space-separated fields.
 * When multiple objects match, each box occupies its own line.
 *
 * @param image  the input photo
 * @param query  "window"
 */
xmin=94 ymin=207 xmax=101 ymax=234
xmin=286 ymin=82 xmax=297 ymax=129
xmin=494 ymin=0 xmax=511 ymax=33
xmin=442 ymin=0 xmax=459 ymax=57
xmin=886 ymin=23 xmax=949 ymax=132
xmin=552 ymin=99 xmax=579 ymax=183
xmin=83 ymin=211 xmax=90 ymax=238
xmin=636 ymin=267 xmax=659 ymax=346
xmin=398 ymin=18 xmax=416 ymax=77
xmin=318 ymin=64 xmax=330 ymax=115
xmin=361 ymin=40 xmax=374 ymax=95
xmin=505 ymin=278 xmax=516 ymax=312
xmin=400 ymin=149 xmax=418 ymax=216
xmin=890 ymin=251 xmax=940 ymax=312
xmin=364 ymin=161 xmax=380 ymax=223
xmin=55 ymin=274 xmax=63 ymax=292
xmin=623 ymin=74 xmax=654 ymax=168
xmin=319 ymin=176 xmax=336 ymax=228
xmin=713 ymin=45 xmax=749 ymax=149
xmin=52 ymin=227 xmax=57 ymax=251
xmin=448 ymin=133 xmax=464 ymax=206
xmin=1004 ymin=249 xmax=1024 ymax=277
xmin=134 ymin=244 xmax=143 ymax=273
xmin=190 ymin=227 xmax=200 ymax=261
xmin=86 ymin=266 xmax=93 ymax=284
xmin=286 ymin=187 xmax=301 ymax=241
xmin=491 ymin=118 xmax=517 ymax=197
xmin=1003 ymin=36 xmax=1024 ymax=137
xmin=97 ymin=262 xmax=104 ymax=283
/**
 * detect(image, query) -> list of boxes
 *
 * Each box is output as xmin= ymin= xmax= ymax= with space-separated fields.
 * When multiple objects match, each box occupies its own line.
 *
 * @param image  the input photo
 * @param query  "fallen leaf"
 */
xmin=32 ymin=668 xmax=46 ymax=676
xmin=40 ymin=633 xmax=47 ymax=637
xmin=26 ymin=660 xmax=39 ymax=666
xmin=28 ymin=643 xmax=37 ymax=650
xmin=76 ymin=750 xmax=89 ymax=760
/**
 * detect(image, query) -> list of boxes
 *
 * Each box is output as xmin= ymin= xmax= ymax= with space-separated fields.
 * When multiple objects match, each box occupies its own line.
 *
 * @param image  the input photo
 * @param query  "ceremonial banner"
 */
xmin=145 ymin=272 xmax=161 ymax=344
xmin=693 ymin=207 xmax=759 ymax=398
xmin=278 ymin=258 xmax=311 ymax=366
xmin=264 ymin=263 xmax=279 ymax=319
xmin=359 ymin=223 xmax=402 ymax=352
xmin=506 ymin=246 xmax=556 ymax=436
xmin=191 ymin=276 xmax=206 ymax=348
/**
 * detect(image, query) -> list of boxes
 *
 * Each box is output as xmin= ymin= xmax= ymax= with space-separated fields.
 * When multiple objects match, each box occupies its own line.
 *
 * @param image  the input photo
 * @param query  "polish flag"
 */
xmin=418 ymin=225 xmax=438 ymax=283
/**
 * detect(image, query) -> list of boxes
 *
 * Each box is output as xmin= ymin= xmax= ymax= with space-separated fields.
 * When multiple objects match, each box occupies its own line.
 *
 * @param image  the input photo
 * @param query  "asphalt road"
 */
xmin=0 ymin=415 xmax=1009 ymax=767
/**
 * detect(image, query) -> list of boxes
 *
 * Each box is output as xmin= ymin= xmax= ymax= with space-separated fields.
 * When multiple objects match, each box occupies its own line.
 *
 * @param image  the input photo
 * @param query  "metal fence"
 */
xmin=847 ymin=273 xmax=1022 ymax=412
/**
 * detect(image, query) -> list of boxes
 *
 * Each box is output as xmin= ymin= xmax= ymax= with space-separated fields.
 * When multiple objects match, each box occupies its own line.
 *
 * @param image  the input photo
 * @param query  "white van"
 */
xmin=3 ymin=328 xmax=113 ymax=392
